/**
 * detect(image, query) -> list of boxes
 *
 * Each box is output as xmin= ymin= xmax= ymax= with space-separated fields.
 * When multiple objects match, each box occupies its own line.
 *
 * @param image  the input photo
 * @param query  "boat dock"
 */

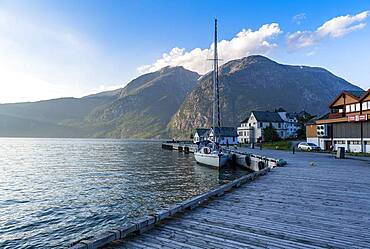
xmin=71 ymin=149 xmax=370 ymax=248
xmin=161 ymin=141 xmax=198 ymax=153
xmin=162 ymin=141 xmax=285 ymax=170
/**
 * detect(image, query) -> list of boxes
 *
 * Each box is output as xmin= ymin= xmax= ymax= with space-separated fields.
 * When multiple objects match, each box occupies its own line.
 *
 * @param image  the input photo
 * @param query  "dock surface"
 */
xmin=106 ymin=149 xmax=370 ymax=248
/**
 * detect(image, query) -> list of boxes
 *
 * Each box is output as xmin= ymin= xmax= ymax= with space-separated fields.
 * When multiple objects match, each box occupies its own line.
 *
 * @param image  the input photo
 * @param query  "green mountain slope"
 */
xmin=0 ymin=55 xmax=363 ymax=139
xmin=169 ymin=55 xmax=362 ymax=138
xmin=86 ymin=66 xmax=200 ymax=138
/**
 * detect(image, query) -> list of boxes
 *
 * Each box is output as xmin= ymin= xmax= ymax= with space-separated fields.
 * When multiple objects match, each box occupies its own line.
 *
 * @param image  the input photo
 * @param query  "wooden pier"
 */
xmin=70 ymin=149 xmax=370 ymax=248
xmin=162 ymin=142 xmax=285 ymax=170
xmin=104 ymin=150 xmax=370 ymax=248
xmin=70 ymin=168 xmax=270 ymax=249
xmin=161 ymin=142 xmax=198 ymax=154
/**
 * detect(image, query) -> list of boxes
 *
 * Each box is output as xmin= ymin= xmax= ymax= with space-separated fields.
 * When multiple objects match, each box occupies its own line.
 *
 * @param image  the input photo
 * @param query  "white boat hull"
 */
xmin=194 ymin=152 xmax=228 ymax=168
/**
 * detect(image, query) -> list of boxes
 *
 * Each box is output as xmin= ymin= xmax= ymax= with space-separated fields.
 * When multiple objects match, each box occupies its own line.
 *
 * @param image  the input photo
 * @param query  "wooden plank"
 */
xmin=104 ymin=150 xmax=370 ymax=249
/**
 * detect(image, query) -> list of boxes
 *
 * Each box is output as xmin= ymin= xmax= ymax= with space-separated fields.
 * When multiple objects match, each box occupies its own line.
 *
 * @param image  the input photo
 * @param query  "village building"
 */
xmin=193 ymin=128 xmax=211 ymax=143
xmin=238 ymin=111 xmax=299 ymax=143
xmin=306 ymin=89 xmax=370 ymax=153
xmin=193 ymin=127 xmax=238 ymax=145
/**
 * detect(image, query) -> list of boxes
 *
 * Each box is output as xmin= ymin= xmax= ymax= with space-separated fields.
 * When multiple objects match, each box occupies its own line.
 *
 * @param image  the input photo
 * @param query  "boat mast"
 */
xmin=212 ymin=18 xmax=221 ymax=145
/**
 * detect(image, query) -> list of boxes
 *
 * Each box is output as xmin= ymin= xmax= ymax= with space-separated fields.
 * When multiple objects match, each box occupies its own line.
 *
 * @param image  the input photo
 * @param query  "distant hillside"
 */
xmin=169 ymin=55 xmax=362 ymax=138
xmin=0 ymin=113 xmax=85 ymax=138
xmin=0 ymin=96 xmax=116 ymax=124
xmin=0 ymin=55 xmax=363 ymax=139
xmin=0 ymin=96 xmax=116 ymax=137
xmin=86 ymin=66 xmax=200 ymax=138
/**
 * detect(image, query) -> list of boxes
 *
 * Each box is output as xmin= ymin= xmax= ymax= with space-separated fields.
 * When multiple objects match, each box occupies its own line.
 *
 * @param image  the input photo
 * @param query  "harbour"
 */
xmin=75 ymin=149 xmax=370 ymax=249
xmin=1 ymin=2 xmax=369 ymax=249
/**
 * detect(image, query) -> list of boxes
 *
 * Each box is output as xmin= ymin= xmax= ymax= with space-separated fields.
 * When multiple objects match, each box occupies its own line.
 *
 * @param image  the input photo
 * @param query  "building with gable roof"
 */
xmin=306 ymin=89 xmax=370 ymax=152
xmin=193 ymin=128 xmax=211 ymax=143
xmin=193 ymin=127 xmax=238 ymax=145
xmin=238 ymin=110 xmax=299 ymax=143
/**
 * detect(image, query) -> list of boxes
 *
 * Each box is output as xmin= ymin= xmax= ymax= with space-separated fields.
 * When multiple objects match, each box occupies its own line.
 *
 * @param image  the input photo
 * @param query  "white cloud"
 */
xmin=292 ymin=13 xmax=306 ymax=25
xmin=287 ymin=11 xmax=369 ymax=50
xmin=138 ymin=23 xmax=281 ymax=74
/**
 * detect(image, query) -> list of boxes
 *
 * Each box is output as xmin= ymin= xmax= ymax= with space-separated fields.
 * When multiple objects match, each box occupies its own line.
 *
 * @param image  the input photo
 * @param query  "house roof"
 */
xmin=346 ymin=90 xmax=366 ymax=98
xmin=359 ymin=89 xmax=370 ymax=101
xmin=306 ymin=113 xmax=329 ymax=125
xmin=286 ymin=113 xmax=298 ymax=119
xmin=329 ymin=90 xmax=366 ymax=108
xmin=252 ymin=111 xmax=284 ymax=123
xmin=195 ymin=128 xmax=210 ymax=137
xmin=212 ymin=127 xmax=238 ymax=137
xmin=241 ymin=116 xmax=250 ymax=123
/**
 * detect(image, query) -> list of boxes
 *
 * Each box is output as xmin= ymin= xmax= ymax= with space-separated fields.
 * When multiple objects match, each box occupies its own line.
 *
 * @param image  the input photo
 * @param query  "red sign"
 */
xmin=348 ymin=115 xmax=368 ymax=122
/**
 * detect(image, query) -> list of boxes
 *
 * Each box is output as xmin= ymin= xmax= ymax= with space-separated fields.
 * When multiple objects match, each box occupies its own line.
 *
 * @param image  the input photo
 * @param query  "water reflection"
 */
xmin=0 ymin=138 xmax=248 ymax=248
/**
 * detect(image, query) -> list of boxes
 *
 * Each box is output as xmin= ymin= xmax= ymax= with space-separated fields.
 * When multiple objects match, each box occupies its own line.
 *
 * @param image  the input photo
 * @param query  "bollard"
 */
xmin=292 ymin=146 xmax=295 ymax=154
xmin=336 ymin=147 xmax=345 ymax=159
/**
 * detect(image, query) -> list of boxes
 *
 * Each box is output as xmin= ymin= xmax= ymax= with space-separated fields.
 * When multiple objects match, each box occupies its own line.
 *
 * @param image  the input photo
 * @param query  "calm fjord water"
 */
xmin=0 ymin=138 xmax=247 ymax=248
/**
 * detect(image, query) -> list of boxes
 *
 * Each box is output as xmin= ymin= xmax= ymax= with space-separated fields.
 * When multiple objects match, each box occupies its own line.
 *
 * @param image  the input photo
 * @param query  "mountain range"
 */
xmin=0 ymin=55 xmax=362 ymax=138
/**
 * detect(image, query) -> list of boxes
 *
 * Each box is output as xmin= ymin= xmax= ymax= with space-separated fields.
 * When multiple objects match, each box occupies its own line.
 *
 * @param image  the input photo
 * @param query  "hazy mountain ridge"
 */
xmin=0 ymin=55 xmax=362 ymax=138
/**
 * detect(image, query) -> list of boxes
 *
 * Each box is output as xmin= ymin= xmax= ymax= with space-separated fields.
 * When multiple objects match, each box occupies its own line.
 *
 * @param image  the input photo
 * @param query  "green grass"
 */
xmin=345 ymin=152 xmax=370 ymax=157
xmin=260 ymin=140 xmax=292 ymax=150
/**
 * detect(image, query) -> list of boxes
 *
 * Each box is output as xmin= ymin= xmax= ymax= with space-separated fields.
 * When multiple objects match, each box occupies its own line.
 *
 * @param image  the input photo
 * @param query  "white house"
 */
xmin=277 ymin=111 xmax=299 ymax=137
xmin=238 ymin=111 xmax=299 ymax=143
xmin=193 ymin=127 xmax=238 ymax=145
xmin=209 ymin=127 xmax=238 ymax=145
xmin=193 ymin=128 xmax=211 ymax=143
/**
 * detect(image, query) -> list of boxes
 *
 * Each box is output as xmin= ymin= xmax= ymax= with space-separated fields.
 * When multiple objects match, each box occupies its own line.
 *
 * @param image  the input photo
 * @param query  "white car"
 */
xmin=297 ymin=142 xmax=320 ymax=151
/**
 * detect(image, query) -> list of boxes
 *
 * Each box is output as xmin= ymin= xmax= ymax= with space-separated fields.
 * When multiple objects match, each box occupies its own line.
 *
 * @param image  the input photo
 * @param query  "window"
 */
xmin=356 ymin=103 xmax=360 ymax=111
xmin=350 ymin=104 xmax=355 ymax=112
xmin=339 ymin=109 xmax=343 ymax=113
xmin=346 ymin=105 xmax=350 ymax=113
xmin=362 ymin=102 xmax=368 ymax=110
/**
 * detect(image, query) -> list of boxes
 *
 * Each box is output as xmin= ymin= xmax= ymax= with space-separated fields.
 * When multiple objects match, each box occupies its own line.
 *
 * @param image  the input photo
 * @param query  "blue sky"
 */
xmin=0 ymin=0 xmax=369 ymax=103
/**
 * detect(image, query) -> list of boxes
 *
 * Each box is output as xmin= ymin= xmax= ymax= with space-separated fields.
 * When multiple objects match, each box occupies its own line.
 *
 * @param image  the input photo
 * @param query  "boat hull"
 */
xmin=194 ymin=152 xmax=228 ymax=168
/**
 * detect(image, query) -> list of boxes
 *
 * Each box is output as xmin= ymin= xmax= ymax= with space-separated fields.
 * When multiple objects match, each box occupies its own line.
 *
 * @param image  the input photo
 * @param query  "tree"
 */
xmin=296 ymin=113 xmax=315 ymax=139
xmin=263 ymin=124 xmax=280 ymax=142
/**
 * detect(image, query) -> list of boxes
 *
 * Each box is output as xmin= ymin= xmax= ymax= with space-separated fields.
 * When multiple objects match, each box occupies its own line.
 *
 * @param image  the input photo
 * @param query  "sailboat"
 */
xmin=194 ymin=19 xmax=229 ymax=168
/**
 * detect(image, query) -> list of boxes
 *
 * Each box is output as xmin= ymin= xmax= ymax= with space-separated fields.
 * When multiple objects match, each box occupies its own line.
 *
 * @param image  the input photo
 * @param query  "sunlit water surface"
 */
xmin=0 ymin=138 xmax=248 ymax=248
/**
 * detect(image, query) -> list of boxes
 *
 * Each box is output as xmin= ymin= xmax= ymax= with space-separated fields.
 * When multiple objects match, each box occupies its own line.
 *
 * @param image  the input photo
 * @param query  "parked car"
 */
xmin=297 ymin=142 xmax=320 ymax=151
